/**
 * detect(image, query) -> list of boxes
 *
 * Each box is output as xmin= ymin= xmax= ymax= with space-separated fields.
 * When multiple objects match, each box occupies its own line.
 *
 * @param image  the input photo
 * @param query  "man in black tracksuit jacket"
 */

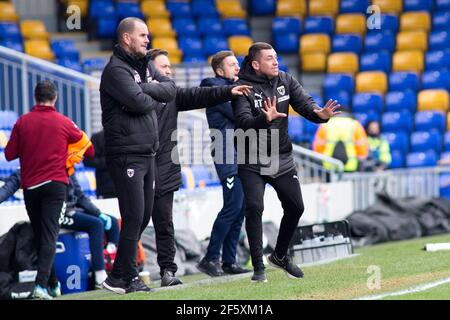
xmin=100 ymin=18 xmax=176 ymax=294
xmin=232 ymin=42 xmax=340 ymax=282
xmin=145 ymin=49 xmax=251 ymax=286
xmin=83 ymin=130 xmax=116 ymax=199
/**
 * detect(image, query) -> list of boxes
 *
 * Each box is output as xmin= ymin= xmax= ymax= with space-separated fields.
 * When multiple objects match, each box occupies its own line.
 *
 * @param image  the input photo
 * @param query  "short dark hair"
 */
xmin=147 ymin=48 xmax=168 ymax=61
xmin=247 ymin=42 xmax=273 ymax=62
xmin=117 ymin=17 xmax=146 ymax=43
xmin=211 ymin=50 xmax=234 ymax=75
xmin=34 ymin=80 xmax=57 ymax=103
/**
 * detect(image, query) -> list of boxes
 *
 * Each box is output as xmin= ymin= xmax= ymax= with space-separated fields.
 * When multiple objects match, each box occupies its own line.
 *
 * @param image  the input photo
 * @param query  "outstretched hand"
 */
xmin=231 ymin=85 xmax=252 ymax=96
xmin=261 ymin=96 xmax=287 ymax=122
xmin=313 ymin=99 xmax=341 ymax=120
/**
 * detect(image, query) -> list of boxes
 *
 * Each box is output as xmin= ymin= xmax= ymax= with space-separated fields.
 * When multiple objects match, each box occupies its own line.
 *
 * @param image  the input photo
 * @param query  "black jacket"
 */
xmin=141 ymin=84 xmax=234 ymax=197
xmin=83 ymin=130 xmax=116 ymax=198
xmin=201 ymin=76 xmax=238 ymax=182
xmin=232 ymin=56 xmax=327 ymax=177
xmin=100 ymin=45 xmax=176 ymax=157
xmin=0 ymin=170 xmax=20 ymax=203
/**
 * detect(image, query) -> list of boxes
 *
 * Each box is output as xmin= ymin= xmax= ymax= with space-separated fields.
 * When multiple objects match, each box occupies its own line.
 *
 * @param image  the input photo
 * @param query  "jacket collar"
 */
xmin=113 ymin=44 xmax=150 ymax=72
xmin=32 ymin=105 xmax=56 ymax=111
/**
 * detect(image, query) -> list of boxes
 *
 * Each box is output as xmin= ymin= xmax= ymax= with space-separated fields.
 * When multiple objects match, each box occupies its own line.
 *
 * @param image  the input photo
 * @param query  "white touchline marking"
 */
xmin=355 ymin=277 xmax=450 ymax=300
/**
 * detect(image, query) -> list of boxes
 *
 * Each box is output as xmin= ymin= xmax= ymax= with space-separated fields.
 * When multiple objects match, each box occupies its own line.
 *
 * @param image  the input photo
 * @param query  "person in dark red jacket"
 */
xmin=5 ymin=80 xmax=85 ymax=300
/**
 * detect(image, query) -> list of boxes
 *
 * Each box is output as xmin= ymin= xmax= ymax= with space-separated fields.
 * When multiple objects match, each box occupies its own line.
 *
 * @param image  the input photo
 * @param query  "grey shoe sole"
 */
xmin=102 ymin=281 xmax=126 ymax=295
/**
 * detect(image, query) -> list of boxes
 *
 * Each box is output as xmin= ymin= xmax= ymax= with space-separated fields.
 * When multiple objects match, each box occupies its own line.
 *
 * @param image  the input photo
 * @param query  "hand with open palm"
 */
xmin=261 ymin=96 xmax=287 ymax=122
xmin=313 ymin=99 xmax=341 ymax=120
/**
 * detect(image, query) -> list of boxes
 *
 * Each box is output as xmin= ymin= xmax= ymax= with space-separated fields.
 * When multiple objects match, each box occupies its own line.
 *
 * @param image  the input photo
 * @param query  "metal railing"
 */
xmin=341 ymin=166 xmax=450 ymax=210
xmin=0 ymin=45 xmax=100 ymax=136
xmin=292 ymin=144 xmax=345 ymax=183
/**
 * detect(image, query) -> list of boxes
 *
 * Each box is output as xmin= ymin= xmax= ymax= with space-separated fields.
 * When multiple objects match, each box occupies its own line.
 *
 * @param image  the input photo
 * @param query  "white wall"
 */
xmin=0 ymin=181 xmax=354 ymax=240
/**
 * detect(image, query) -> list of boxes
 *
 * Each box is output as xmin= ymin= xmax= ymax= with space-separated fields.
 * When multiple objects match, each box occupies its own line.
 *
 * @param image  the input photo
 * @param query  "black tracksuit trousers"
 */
xmin=238 ymin=168 xmax=305 ymax=272
xmin=152 ymin=191 xmax=177 ymax=276
xmin=107 ymin=155 xmax=155 ymax=282
xmin=23 ymin=181 xmax=66 ymax=288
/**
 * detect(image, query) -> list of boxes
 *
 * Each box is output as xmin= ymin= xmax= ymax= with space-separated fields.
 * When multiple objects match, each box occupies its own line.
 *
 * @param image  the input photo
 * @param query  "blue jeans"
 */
xmin=61 ymin=211 xmax=119 ymax=271
xmin=205 ymin=175 xmax=245 ymax=265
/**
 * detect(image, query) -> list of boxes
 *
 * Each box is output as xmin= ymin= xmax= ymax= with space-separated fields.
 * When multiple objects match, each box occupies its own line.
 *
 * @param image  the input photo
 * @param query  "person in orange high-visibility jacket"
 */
xmin=313 ymin=112 xmax=368 ymax=172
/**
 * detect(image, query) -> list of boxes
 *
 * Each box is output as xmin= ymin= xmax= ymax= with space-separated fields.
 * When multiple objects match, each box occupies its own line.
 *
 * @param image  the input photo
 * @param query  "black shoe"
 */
xmin=126 ymin=277 xmax=152 ymax=294
xmin=102 ymin=275 xmax=127 ymax=295
xmin=160 ymin=270 xmax=183 ymax=287
xmin=222 ymin=263 xmax=252 ymax=275
xmin=251 ymin=270 xmax=267 ymax=283
xmin=197 ymin=258 xmax=224 ymax=277
xmin=268 ymin=253 xmax=304 ymax=279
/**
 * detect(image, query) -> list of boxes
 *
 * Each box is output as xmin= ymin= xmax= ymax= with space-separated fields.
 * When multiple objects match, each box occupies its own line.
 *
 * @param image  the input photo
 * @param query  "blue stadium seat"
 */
xmin=96 ymin=17 xmax=118 ymax=39
xmin=272 ymin=17 xmax=301 ymax=53
xmin=198 ymin=18 xmax=223 ymax=36
xmin=223 ymin=18 xmax=250 ymax=36
xmin=364 ymin=31 xmax=396 ymax=52
xmin=407 ymin=151 xmax=437 ymax=168
xmin=203 ymin=36 xmax=228 ymax=56
xmin=436 ymin=0 xmax=450 ymax=11
xmin=429 ymin=30 xmax=450 ymax=51
xmin=389 ymin=150 xmax=405 ymax=168
xmin=421 ymin=70 xmax=450 ymax=90
xmin=115 ymin=1 xmax=144 ymax=20
xmin=340 ymin=0 xmax=369 ymax=13
xmin=304 ymin=121 xmax=319 ymax=144
xmin=288 ymin=116 xmax=304 ymax=143
xmin=178 ymin=36 xmax=203 ymax=56
xmin=310 ymin=93 xmax=324 ymax=107
xmin=353 ymin=111 xmax=380 ymax=128
xmin=183 ymin=55 xmax=207 ymax=63
xmin=332 ymin=34 xmax=362 ymax=53
xmin=82 ymin=57 xmax=108 ymax=73
xmin=250 ymin=0 xmax=275 ymax=16
xmin=166 ymin=1 xmax=192 ymax=18
xmin=440 ymin=151 xmax=450 ymax=161
xmin=411 ymin=131 xmax=442 ymax=154
xmin=0 ymin=111 xmax=17 ymax=130
xmin=0 ymin=152 xmax=19 ymax=179
xmin=389 ymin=72 xmax=420 ymax=92
xmin=415 ymin=111 xmax=446 ymax=133
xmin=51 ymin=39 xmax=79 ymax=61
xmin=172 ymin=18 xmax=198 ymax=36
xmin=380 ymin=14 xmax=399 ymax=33
xmin=57 ymin=58 xmax=82 ymax=72
xmin=324 ymin=91 xmax=351 ymax=109
xmin=433 ymin=12 xmax=450 ymax=31
xmin=404 ymin=0 xmax=434 ymax=11
xmin=360 ymin=51 xmax=391 ymax=73
xmin=272 ymin=17 xmax=301 ymax=36
xmin=89 ymin=1 xmax=115 ymax=19
xmin=352 ymin=93 xmax=384 ymax=114
xmin=274 ymin=33 xmax=299 ymax=53
xmin=191 ymin=0 xmax=219 ymax=18
xmin=0 ymin=22 xmax=21 ymax=41
xmin=382 ymin=111 xmax=414 ymax=133
xmin=385 ymin=91 xmax=417 ymax=113
xmin=277 ymin=57 xmax=288 ymax=72
xmin=382 ymin=131 xmax=409 ymax=154
xmin=0 ymin=39 xmax=23 ymax=52
xmin=323 ymin=73 xmax=354 ymax=95
xmin=303 ymin=16 xmax=334 ymax=35
xmin=191 ymin=165 xmax=219 ymax=187
xmin=445 ymin=131 xmax=450 ymax=151
xmin=425 ymin=50 xmax=450 ymax=71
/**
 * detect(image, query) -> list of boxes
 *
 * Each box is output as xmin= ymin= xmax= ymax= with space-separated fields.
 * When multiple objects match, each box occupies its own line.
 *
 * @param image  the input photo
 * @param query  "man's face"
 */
xmin=153 ymin=54 xmax=172 ymax=77
xmin=217 ymin=55 xmax=240 ymax=81
xmin=124 ymin=22 xmax=149 ymax=57
xmin=252 ymin=49 xmax=279 ymax=79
